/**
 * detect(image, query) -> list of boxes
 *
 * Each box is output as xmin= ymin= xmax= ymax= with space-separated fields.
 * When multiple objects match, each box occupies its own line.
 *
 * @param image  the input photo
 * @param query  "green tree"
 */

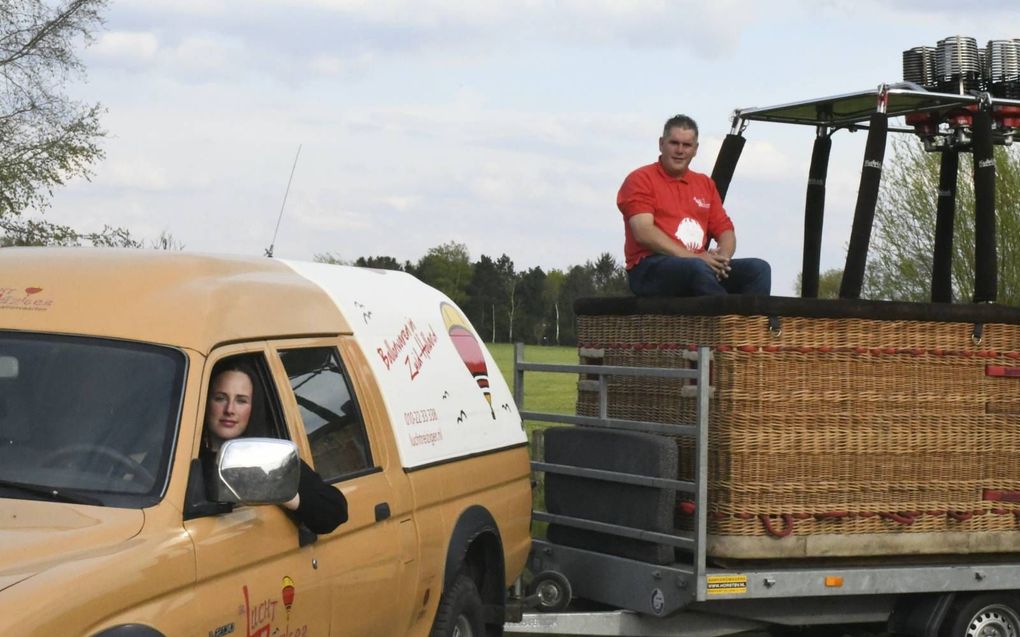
xmin=314 ymin=252 xmax=348 ymax=265
xmin=354 ymin=255 xmax=404 ymax=271
xmin=863 ymin=139 xmax=1020 ymax=304
xmin=0 ymin=217 xmax=141 ymax=247
xmin=591 ymin=252 xmax=629 ymax=295
xmin=794 ymin=268 xmax=842 ymax=299
xmin=557 ymin=264 xmax=597 ymax=346
xmin=416 ymin=241 xmax=472 ymax=306
xmin=1 ymin=0 xmax=107 ymax=219
xmin=494 ymin=254 xmax=518 ymax=341
xmin=543 ymin=268 xmax=566 ymax=345
xmin=515 ymin=266 xmax=547 ymax=344
xmin=464 ymin=254 xmax=503 ymax=342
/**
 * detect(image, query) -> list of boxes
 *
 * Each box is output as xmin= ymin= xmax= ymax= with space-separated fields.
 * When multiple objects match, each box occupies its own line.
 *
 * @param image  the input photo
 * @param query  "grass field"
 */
xmin=485 ymin=342 xmax=579 ymax=423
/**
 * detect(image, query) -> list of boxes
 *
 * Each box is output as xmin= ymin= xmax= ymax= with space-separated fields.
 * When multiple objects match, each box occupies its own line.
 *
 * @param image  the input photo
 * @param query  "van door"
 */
xmin=184 ymin=345 xmax=329 ymax=637
xmin=270 ymin=338 xmax=417 ymax=637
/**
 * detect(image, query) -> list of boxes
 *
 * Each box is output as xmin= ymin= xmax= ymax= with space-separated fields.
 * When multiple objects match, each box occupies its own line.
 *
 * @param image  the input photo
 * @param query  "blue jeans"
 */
xmin=628 ymin=254 xmax=771 ymax=297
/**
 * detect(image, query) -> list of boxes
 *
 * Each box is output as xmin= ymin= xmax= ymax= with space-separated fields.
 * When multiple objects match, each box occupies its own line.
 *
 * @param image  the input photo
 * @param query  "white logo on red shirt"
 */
xmin=675 ymin=218 xmax=705 ymax=251
xmin=693 ymin=196 xmax=711 ymax=209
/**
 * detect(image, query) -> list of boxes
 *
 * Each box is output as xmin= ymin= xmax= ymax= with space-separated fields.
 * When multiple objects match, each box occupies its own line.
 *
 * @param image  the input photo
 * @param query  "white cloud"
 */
xmin=95 ymin=159 xmax=171 ymax=192
xmin=89 ymin=31 xmax=159 ymax=68
xmin=167 ymin=35 xmax=248 ymax=77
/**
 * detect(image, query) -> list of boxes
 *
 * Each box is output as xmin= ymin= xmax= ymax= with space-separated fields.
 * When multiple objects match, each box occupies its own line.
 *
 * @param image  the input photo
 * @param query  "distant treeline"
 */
xmin=316 ymin=242 xmax=629 ymax=346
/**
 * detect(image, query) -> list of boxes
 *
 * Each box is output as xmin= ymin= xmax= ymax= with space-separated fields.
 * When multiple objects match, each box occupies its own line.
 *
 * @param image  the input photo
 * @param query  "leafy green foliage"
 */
xmin=415 ymin=241 xmax=472 ymax=306
xmin=794 ymin=267 xmax=843 ymax=299
xmin=0 ymin=216 xmax=141 ymax=247
xmin=0 ymin=0 xmax=107 ymax=218
xmin=864 ymin=139 xmax=1020 ymax=304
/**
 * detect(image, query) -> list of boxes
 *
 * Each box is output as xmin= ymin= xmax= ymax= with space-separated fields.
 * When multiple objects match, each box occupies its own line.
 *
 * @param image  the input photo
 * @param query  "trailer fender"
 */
xmin=888 ymin=593 xmax=955 ymax=637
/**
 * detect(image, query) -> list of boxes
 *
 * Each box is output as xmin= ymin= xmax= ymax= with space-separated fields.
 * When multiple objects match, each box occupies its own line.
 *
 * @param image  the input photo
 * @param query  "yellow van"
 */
xmin=0 ymin=248 xmax=532 ymax=637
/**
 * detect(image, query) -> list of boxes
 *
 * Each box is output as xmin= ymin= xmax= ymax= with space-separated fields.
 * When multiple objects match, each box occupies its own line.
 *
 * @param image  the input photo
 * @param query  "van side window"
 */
xmin=278 ymin=347 xmax=373 ymax=481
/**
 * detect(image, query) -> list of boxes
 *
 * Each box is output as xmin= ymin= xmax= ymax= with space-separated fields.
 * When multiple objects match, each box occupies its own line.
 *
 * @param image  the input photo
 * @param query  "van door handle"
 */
xmin=374 ymin=502 xmax=391 ymax=522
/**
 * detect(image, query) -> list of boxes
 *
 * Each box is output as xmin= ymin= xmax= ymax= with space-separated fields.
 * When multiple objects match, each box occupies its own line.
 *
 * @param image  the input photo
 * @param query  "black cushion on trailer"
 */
xmin=544 ymin=426 xmax=679 ymax=565
xmin=574 ymin=294 xmax=1020 ymax=324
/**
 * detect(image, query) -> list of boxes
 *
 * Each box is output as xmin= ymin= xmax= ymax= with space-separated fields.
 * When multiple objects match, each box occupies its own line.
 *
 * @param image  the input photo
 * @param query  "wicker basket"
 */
xmin=575 ymin=296 xmax=1020 ymax=558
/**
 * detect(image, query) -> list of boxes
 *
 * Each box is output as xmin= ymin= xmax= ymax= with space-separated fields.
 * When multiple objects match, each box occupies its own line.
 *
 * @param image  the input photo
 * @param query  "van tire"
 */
xmin=431 ymin=573 xmax=485 ymax=637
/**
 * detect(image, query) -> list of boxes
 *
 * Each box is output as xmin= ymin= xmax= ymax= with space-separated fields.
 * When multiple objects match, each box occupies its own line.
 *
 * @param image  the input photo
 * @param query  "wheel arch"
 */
xmin=92 ymin=625 xmax=166 ymax=637
xmin=442 ymin=505 xmax=507 ymax=621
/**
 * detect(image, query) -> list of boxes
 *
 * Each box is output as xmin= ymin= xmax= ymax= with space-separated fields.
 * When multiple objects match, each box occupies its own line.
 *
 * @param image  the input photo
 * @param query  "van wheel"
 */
xmin=431 ymin=573 xmax=484 ymax=637
xmin=943 ymin=593 xmax=1020 ymax=637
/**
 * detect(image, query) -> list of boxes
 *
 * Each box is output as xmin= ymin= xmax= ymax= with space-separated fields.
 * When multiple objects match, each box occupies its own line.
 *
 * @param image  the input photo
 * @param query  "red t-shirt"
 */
xmin=617 ymin=161 xmax=735 ymax=270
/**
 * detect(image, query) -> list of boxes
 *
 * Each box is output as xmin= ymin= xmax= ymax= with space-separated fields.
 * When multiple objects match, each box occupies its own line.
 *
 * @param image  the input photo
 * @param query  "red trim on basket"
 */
xmin=759 ymin=514 xmax=795 ymax=538
xmin=814 ymin=511 xmax=850 ymax=520
xmin=984 ymin=489 xmax=1020 ymax=502
xmin=947 ymin=511 xmax=973 ymax=521
xmin=738 ymin=345 xmax=758 ymax=353
xmin=880 ymin=512 xmax=916 ymax=525
xmin=986 ymin=366 xmax=1020 ymax=378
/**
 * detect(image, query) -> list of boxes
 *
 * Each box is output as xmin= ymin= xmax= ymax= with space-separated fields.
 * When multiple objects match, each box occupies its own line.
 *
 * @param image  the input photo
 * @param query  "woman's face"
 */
xmin=205 ymin=370 xmax=253 ymax=448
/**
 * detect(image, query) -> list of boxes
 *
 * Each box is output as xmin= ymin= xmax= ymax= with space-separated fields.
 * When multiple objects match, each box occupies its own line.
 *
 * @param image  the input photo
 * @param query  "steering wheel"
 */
xmin=41 ymin=444 xmax=156 ymax=485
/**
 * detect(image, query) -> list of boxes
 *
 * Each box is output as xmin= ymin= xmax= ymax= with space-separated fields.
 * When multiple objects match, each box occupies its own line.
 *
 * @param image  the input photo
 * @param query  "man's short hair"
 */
xmin=662 ymin=114 xmax=699 ymax=139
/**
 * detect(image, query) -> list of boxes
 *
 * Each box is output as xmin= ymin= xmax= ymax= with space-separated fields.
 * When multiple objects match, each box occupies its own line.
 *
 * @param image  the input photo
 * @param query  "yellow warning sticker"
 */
xmin=706 ymin=574 xmax=748 ymax=595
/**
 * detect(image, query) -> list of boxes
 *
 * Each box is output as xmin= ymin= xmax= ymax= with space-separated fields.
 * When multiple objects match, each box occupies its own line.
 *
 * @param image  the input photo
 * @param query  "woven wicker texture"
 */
xmin=576 ymin=312 xmax=1020 ymax=545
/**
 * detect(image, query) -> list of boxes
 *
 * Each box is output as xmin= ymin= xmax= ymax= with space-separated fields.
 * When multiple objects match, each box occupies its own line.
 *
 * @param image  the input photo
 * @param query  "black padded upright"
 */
xmin=802 ymin=134 xmax=832 ymax=298
xmin=840 ymin=112 xmax=888 ymax=299
xmin=544 ymin=427 xmax=679 ymax=565
xmin=931 ymin=149 xmax=959 ymax=303
xmin=710 ymin=134 xmax=746 ymax=203
xmin=972 ymin=109 xmax=997 ymax=303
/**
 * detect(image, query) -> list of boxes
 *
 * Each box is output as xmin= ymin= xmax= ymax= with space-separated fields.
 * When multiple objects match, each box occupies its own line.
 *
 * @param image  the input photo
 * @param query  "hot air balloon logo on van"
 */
xmin=440 ymin=302 xmax=495 ymax=419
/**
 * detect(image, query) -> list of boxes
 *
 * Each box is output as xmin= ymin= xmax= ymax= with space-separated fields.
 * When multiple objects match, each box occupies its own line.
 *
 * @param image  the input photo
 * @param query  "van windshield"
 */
xmin=0 ymin=332 xmax=186 ymax=508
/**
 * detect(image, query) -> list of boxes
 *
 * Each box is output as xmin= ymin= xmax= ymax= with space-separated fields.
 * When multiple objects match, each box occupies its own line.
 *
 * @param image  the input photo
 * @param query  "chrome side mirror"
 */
xmin=212 ymin=438 xmax=299 ymax=505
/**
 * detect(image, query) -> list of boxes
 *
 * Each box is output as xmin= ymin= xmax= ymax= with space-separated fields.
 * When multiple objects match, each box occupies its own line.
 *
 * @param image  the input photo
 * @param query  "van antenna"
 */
xmin=265 ymin=143 xmax=302 ymax=258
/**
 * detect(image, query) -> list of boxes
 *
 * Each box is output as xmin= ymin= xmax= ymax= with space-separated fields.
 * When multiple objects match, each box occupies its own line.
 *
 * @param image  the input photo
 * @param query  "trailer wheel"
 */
xmin=944 ymin=593 xmax=1020 ymax=637
xmin=530 ymin=570 xmax=572 ymax=613
xmin=430 ymin=573 xmax=484 ymax=637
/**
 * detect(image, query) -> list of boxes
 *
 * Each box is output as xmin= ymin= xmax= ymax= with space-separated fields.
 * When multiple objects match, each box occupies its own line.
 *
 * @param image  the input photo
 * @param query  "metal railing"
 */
xmin=513 ymin=343 xmax=712 ymax=596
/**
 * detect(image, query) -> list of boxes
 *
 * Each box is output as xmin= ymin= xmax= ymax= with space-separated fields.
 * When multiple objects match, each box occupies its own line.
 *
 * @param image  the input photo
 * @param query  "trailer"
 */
xmin=506 ymin=343 xmax=1020 ymax=637
xmin=505 ymin=52 xmax=1020 ymax=637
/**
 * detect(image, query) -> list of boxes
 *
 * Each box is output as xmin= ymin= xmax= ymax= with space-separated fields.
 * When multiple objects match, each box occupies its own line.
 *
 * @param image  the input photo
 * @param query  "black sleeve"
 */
xmin=292 ymin=459 xmax=349 ymax=535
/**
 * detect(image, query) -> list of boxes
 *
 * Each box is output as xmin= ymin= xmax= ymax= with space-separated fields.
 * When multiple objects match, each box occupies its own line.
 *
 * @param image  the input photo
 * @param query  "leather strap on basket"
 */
xmin=767 ymin=315 xmax=782 ymax=337
xmin=973 ymin=322 xmax=984 ymax=346
xmin=759 ymin=514 xmax=794 ymax=537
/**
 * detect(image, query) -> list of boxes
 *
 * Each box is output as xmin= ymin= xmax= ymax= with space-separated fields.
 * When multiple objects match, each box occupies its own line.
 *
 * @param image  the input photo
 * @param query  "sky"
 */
xmin=35 ymin=0 xmax=1020 ymax=295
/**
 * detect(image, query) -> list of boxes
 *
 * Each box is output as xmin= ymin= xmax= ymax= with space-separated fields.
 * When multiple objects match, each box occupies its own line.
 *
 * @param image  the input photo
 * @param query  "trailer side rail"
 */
xmin=513 ymin=343 xmax=712 ymax=609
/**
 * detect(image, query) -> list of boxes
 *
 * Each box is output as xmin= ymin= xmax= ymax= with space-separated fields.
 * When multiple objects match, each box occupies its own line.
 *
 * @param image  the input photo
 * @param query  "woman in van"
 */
xmin=203 ymin=361 xmax=348 ymax=534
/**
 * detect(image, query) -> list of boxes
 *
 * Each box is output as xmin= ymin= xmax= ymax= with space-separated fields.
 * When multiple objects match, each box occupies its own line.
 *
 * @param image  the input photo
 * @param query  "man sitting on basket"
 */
xmin=618 ymin=114 xmax=771 ymax=297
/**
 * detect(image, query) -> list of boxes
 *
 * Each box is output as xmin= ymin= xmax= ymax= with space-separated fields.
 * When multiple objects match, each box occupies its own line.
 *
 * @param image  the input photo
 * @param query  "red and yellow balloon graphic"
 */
xmin=282 ymin=576 xmax=295 ymax=618
xmin=441 ymin=302 xmax=495 ymax=419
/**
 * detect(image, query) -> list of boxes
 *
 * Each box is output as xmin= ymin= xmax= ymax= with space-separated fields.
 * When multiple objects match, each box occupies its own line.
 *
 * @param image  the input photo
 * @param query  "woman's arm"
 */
xmin=283 ymin=460 xmax=349 ymax=534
